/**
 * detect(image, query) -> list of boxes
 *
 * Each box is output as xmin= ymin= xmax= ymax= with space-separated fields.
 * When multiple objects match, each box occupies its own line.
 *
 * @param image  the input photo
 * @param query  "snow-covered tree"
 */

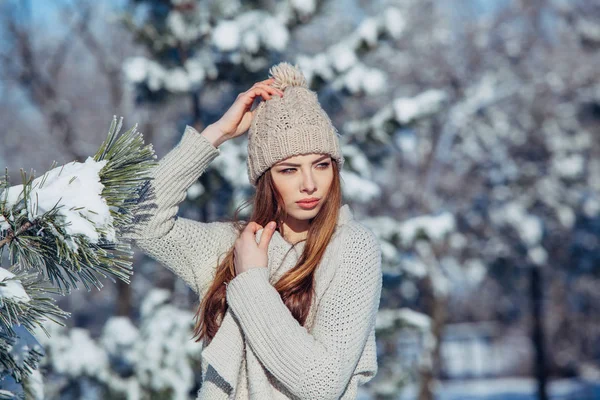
xmin=0 ymin=117 xmax=156 ymax=398
xmin=31 ymin=287 xmax=203 ymax=400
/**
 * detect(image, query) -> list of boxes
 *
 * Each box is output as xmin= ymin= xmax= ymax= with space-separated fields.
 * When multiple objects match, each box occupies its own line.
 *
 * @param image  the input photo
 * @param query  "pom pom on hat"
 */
xmin=268 ymin=62 xmax=308 ymax=91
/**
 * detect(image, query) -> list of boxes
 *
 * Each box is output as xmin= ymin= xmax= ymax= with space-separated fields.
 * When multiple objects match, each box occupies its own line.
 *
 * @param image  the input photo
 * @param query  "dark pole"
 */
xmin=531 ymin=265 xmax=548 ymax=400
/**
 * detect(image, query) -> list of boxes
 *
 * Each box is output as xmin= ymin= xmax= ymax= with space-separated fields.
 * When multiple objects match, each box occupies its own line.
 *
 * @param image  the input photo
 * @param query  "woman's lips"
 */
xmin=297 ymin=199 xmax=320 ymax=209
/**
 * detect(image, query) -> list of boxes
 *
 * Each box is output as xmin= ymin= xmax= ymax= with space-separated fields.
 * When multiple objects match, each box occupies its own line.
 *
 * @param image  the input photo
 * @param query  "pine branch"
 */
xmin=0 ymin=116 xmax=157 ymax=387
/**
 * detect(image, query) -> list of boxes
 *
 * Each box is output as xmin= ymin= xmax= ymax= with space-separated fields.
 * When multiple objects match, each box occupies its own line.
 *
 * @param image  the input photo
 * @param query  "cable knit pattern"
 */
xmin=246 ymin=62 xmax=345 ymax=186
xmin=126 ymin=125 xmax=382 ymax=399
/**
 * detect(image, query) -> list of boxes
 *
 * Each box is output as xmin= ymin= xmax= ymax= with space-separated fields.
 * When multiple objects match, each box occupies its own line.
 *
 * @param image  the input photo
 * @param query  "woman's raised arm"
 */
xmin=122 ymin=125 xmax=237 ymax=297
xmin=123 ymin=80 xmax=283 ymax=297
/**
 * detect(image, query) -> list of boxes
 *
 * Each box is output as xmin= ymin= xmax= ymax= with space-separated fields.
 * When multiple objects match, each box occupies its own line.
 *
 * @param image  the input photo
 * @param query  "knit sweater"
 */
xmin=123 ymin=126 xmax=383 ymax=399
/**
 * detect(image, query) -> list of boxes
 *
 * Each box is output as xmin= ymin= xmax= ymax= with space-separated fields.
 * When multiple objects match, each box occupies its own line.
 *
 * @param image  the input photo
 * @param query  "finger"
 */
xmin=243 ymin=87 xmax=272 ymax=101
xmin=254 ymin=78 xmax=275 ymax=86
xmin=251 ymin=87 xmax=273 ymax=101
xmin=236 ymin=88 xmax=270 ymax=108
xmin=258 ymin=221 xmax=277 ymax=250
xmin=254 ymin=83 xmax=284 ymax=97
xmin=241 ymin=221 xmax=262 ymax=238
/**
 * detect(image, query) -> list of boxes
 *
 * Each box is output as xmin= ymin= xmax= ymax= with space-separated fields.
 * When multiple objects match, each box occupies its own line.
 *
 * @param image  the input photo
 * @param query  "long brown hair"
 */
xmin=191 ymin=157 xmax=342 ymax=345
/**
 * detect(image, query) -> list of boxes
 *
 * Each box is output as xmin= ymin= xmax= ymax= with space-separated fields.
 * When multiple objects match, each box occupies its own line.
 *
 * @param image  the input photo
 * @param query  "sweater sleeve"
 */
xmin=225 ymin=224 xmax=383 ymax=400
xmin=122 ymin=125 xmax=238 ymax=297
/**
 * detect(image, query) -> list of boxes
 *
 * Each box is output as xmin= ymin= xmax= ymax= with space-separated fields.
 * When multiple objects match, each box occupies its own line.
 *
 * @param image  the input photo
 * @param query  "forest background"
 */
xmin=0 ymin=0 xmax=599 ymax=399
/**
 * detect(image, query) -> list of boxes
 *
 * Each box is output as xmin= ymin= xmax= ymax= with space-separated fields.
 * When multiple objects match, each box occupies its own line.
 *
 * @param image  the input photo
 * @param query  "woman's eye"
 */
xmin=280 ymin=163 xmax=329 ymax=174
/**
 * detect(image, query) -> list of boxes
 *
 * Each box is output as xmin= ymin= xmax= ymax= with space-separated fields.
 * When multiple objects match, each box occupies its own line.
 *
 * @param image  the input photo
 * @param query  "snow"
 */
xmin=166 ymin=10 xmax=203 ymax=43
xmin=186 ymin=182 xmax=205 ymax=200
xmin=383 ymin=7 xmax=406 ymax=39
xmin=490 ymin=203 xmax=542 ymax=247
xmin=183 ymin=57 xmax=206 ymax=87
xmin=134 ymin=288 xmax=201 ymax=398
xmin=552 ymin=153 xmax=585 ymax=179
xmin=394 ymin=129 xmax=418 ymax=155
xmin=140 ymin=288 xmax=171 ymax=319
xmin=583 ymin=196 xmax=600 ymax=217
xmin=0 ymin=268 xmax=31 ymax=303
xmin=577 ymin=18 xmax=600 ymax=43
xmin=340 ymin=170 xmax=381 ymax=203
xmin=212 ymin=20 xmax=241 ymax=51
xmin=101 ymin=317 xmax=139 ymax=352
xmin=339 ymin=64 xmax=386 ymax=95
xmin=464 ymin=259 xmax=487 ymax=286
xmin=261 ymin=17 xmax=289 ymax=51
xmin=211 ymin=139 xmax=249 ymax=187
xmin=400 ymin=254 xmax=428 ymax=278
xmin=124 ymin=56 xmax=207 ymax=93
xmin=291 ymin=0 xmax=316 ymax=17
xmin=329 ymin=43 xmax=358 ymax=73
xmin=0 ymin=157 xmax=115 ymax=252
xmin=52 ymin=328 xmax=110 ymax=377
xmin=556 ymin=204 xmax=575 ymax=229
xmin=397 ymin=377 xmax=600 ymax=400
xmin=122 ymin=56 xmax=147 ymax=83
xmin=343 ymin=144 xmax=372 ymax=179
xmin=212 ymin=12 xmax=289 ymax=53
xmin=32 ymin=288 xmax=204 ymax=399
xmin=164 ymin=67 xmax=191 ymax=92
xmin=376 ymin=307 xmax=431 ymax=332
xmin=23 ymin=368 xmax=44 ymax=400
xmin=393 ymin=89 xmax=448 ymax=124
xmin=528 ymin=246 xmax=548 ymax=266
xmin=241 ymin=30 xmax=260 ymax=53
xmin=449 ymin=232 xmax=467 ymax=250
xmin=357 ymin=18 xmax=379 ymax=47
xmin=399 ymin=212 xmax=456 ymax=246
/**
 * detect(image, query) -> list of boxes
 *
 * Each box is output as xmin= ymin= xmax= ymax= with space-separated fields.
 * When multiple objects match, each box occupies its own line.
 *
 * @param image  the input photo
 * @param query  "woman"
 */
xmin=124 ymin=62 xmax=382 ymax=399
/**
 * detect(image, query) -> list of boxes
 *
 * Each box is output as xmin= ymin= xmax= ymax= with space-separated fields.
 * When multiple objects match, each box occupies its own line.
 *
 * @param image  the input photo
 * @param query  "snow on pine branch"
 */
xmin=0 ymin=157 xmax=113 ymax=253
xmin=0 ymin=117 xmax=156 ymax=396
xmin=0 ymin=268 xmax=31 ymax=304
xmin=295 ymin=6 xmax=405 ymax=95
xmin=377 ymin=307 xmax=432 ymax=333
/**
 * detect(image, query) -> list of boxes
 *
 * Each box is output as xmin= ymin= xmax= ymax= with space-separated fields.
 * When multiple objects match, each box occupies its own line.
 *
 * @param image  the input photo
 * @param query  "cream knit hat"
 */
xmin=246 ymin=62 xmax=345 ymax=186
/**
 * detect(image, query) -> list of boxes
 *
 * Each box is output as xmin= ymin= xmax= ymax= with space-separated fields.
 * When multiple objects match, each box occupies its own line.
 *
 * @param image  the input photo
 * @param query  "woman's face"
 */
xmin=270 ymin=153 xmax=334 ymax=231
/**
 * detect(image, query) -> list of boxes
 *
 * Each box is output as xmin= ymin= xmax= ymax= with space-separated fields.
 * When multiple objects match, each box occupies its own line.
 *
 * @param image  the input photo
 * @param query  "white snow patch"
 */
xmin=393 ymin=90 xmax=447 ymax=124
xmin=291 ymin=0 xmax=316 ymax=17
xmin=212 ymin=20 xmax=241 ymax=51
xmin=0 ymin=157 xmax=114 ymax=252
xmin=0 ymin=268 xmax=31 ymax=303
xmin=377 ymin=307 xmax=431 ymax=331
xmin=340 ymin=170 xmax=381 ymax=203
xmin=399 ymin=212 xmax=456 ymax=246
xmin=384 ymin=7 xmax=406 ymax=39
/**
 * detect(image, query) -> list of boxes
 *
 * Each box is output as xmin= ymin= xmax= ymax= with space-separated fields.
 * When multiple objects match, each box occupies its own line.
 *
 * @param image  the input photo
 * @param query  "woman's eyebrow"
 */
xmin=276 ymin=155 xmax=330 ymax=167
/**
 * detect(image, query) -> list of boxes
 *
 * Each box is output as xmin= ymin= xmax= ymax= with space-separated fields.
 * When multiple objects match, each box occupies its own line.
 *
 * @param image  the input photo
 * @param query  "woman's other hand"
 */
xmin=233 ymin=221 xmax=277 ymax=276
xmin=209 ymin=79 xmax=283 ymax=145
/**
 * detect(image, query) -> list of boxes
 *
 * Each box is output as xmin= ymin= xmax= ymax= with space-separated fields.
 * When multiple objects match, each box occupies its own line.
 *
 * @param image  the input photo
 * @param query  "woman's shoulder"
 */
xmin=340 ymin=219 xmax=380 ymax=252
xmin=333 ymin=219 xmax=382 ymax=282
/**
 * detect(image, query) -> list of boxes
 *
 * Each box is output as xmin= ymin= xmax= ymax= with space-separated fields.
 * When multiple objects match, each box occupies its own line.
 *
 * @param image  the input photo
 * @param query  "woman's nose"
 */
xmin=301 ymin=171 xmax=316 ymax=191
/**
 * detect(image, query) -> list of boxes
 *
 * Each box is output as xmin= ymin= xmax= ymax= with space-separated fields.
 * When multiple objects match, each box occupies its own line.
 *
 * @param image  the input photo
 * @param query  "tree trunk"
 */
xmin=418 ymin=276 xmax=447 ymax=400
xmin=531 ymin=265 xmax=549 ymax=400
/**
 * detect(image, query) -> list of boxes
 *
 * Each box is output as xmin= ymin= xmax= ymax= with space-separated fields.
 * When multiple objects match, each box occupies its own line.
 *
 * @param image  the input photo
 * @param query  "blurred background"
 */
xmin=1 ymin=0 xmax=599 ymax=399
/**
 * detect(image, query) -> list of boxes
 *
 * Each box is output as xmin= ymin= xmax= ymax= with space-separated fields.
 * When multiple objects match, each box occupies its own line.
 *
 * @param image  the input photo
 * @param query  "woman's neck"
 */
xmin=281 ymin=219 xmax=309 ymax=244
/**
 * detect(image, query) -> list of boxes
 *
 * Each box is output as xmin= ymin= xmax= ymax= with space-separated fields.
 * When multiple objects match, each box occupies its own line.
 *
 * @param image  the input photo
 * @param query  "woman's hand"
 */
xmin=212 ymin=78 xmax=284 ymax=143
xmin=233 ymin=221 xmax=277 ymax=276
